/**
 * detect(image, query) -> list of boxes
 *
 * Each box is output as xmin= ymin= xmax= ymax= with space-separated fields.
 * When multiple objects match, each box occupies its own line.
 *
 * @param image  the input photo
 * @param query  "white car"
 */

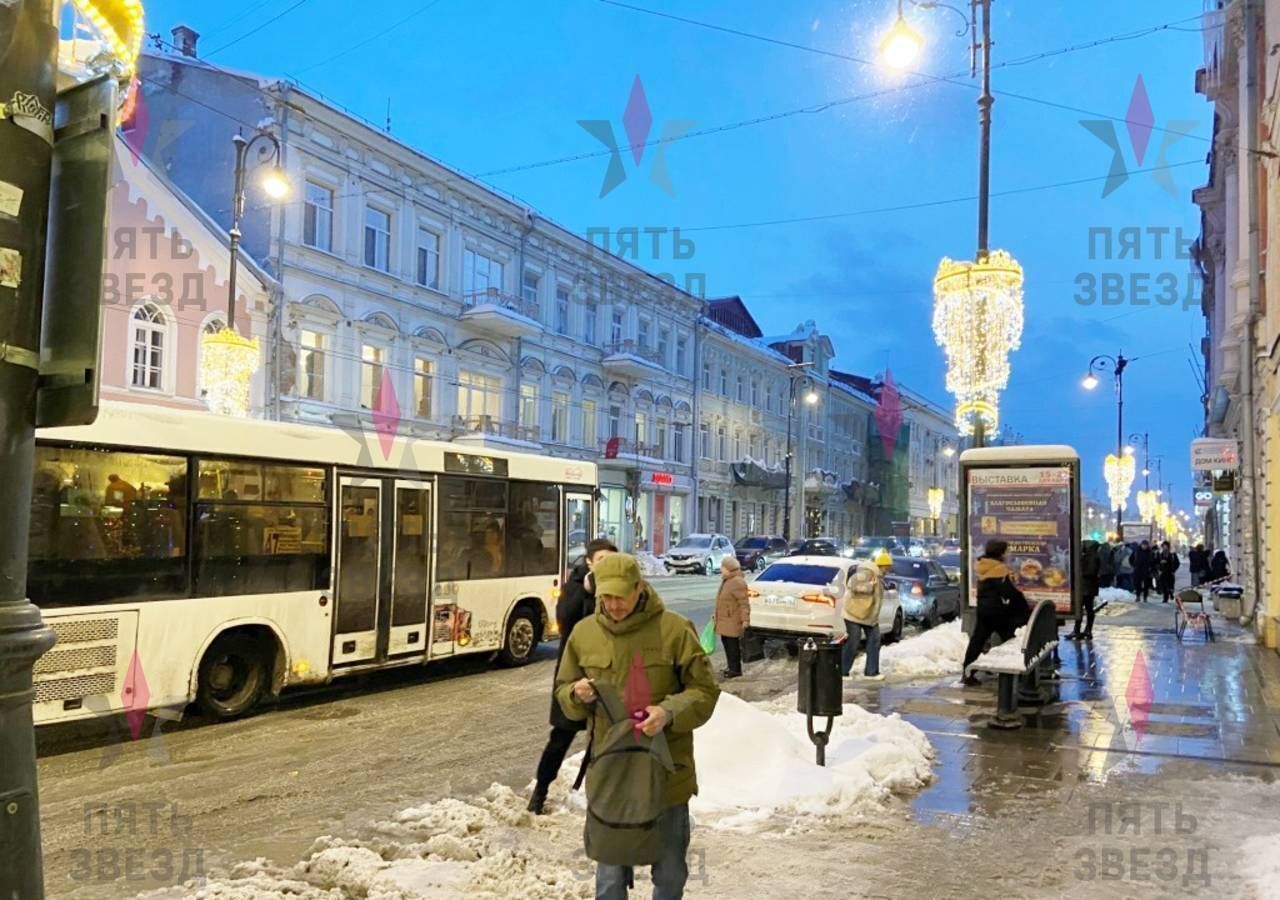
xmin=663 ymin=533 xmax=733 ymax=575
xmin=745 ymin=555 xmax=903 ymax=645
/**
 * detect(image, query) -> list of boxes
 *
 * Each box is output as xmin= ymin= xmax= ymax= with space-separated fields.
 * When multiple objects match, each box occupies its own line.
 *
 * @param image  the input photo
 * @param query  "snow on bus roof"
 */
xmin=960 ymin=445 xmax=1079 ymax=463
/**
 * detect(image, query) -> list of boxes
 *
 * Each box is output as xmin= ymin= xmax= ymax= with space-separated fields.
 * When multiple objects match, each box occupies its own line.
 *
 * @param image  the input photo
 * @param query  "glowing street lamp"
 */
xmin=879 ymin=5 xmax=924 ymax=69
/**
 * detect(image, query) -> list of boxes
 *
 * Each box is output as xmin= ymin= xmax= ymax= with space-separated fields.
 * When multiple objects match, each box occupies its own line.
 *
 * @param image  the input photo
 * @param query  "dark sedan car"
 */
xmin=880 ymin=556 xmax=962 ymax=629
xmin=788 ymin=537 xmax=842 ymax=558
xmin=735 ymin=535 xmax=789 ymax=572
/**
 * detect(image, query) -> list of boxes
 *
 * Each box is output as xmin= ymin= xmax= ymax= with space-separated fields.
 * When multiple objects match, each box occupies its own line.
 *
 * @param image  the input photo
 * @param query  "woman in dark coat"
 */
xmin=1072 ymin=539 xmax=1101 ymax=640
xmin=528 ymin=538 xmax=616 ymax=814
xmin=961 ymin=540 xmax=1031 ymax=685
xmin=1156 ymin=541 xmax=1181 ymax=603
xmin=1210 ymin=549 xmax=1231 ymax=582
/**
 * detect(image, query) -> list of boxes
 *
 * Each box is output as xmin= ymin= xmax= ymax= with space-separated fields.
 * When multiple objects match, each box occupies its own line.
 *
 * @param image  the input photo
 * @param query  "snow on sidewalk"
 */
xmin=1097 ymin=587 xmax=1136 ymax=604
xmin=1240 ymin=833 xmax=1280 ymax=899
xmin=634 ymin=551 xmax=668 ymax=578
xmin=879 ymin=619 xmax=969 ymax=678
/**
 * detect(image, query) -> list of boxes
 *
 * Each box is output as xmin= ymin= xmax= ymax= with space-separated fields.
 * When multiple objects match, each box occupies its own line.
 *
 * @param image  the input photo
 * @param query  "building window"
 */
xmin=519 ymin=383 xmax=538 ymax=429
xmin=751 ymin=379 xmax=760 ymax=407
xmin=552 ymin=391 xmax=569 ymax=442
xmin=457 ymin=370 xmax=502 ymax=420
xmin=416 ymin=229 xmax=440 ymax=289
xmin=749 ymin=434 xmax=759 ymax=459
xmin=413 ymin=357 xmax=432 ymax=418
xmin=676 ymin=336 xmax=687 ymax=375
xmin=733 ymin=430 xmax=742 ymax=460
xmin=360 ymin=344 xmax=385 ymax=409
xmin=608 ymin=405 xmax=621 ymax=438
xmin=717 ymin=425 xmax=727 ymax=460
xmin=657 ymin=327 xmax=670 ymax=365
xmin=363 ymin=207 xmax=391 ymax=271
xmin=637 ymin=317 xmax=651 ymax=350
xmin=610 ymin=309 xmax=624 ymax=345
xmin=766 ymin=384 xmax=774 ymax=413
xmin=130 ymin=303 xmax=166 ymax=390
xmin=656 ymin=418 xmax=668 ymax=458
xmin=299 ymin=328 xmax=326 ymax=401
xmin=303 ymin=181 xmax=333 ymax=252
xmin=522 ymin=269 xmax=540 ymax=305
xmin=555 ymin=287 xmax=570 ymax=335
xmin=582 ymin=398 xmax=598 ymax=446
xmin=635 ymin=412 xmax=647 ymax=445
xmin=673 ymin=423 xmax=687 ymax=463
xmin=719 ymin=369 xmax=728 ymax=396
xmin=585 ymin=302 xmax=597 ymax=345
xmin=463 ymin=248 xmax=504 ymax=298
xmin=737 ymin=376 xmax=745 ymax=404
xmin=702 ymin=362 xmax=711 ymax=390
xmin=699 ymin=423 xmax=711 ymax=459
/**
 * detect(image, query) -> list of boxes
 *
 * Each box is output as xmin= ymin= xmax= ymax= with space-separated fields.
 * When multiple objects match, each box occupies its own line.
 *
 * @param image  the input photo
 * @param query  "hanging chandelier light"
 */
xmin=1136 ymin=489 xmax=1158 ymax=523
xmin=1104 ymin=452 xmax=1136 ymax=512
xmin=927 ymin=487 xmax=944 ymax=519
xmin=932 ymin=250 xmax=1025 ymax=436
xmin=70 ymin=0 xmax=147 ymax=74
xmin=201 ymin=329 xmax=259 ymax=418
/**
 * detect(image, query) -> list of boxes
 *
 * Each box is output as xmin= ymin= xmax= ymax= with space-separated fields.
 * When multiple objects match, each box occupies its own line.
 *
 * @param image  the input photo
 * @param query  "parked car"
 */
xmin=936 ymin=550 xmax=963 ymax=581
xmin=789 ymin=537 xmax=842 ymax=558
xmin=734 ymin=535 xmax=789 ymax=572
xmin=851 ymin=535 xmax=904 ymax=559
xmin=880 ymin=556 xmax=962 ymax=629
xmin=906 ymin=539 xmax=928 ymax=558
xmin=745 ymin=556 xmax=903 ymax=648
xmin=663 ymin=533 xmax=733 ymax=575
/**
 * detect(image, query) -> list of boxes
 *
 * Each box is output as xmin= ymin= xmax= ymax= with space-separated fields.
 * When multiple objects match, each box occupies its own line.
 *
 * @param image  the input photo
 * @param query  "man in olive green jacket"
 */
xmin=556 ymin=553 xmax=720 ymax=900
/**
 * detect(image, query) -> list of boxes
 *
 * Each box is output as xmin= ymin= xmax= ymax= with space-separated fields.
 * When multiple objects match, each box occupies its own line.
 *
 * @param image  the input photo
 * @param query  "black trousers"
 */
xmin=1073 ymin=594 xmax=1096 ymax=636
xmin=962 ymin=607 xmax=1018 ymax=671
xmin=1135 ymin=574 xmax=1151 ymax=601
xmin=534 ymin=726 xmax=579 ymax=790
xmin=722 ymin=636 xmax=742 ymax=675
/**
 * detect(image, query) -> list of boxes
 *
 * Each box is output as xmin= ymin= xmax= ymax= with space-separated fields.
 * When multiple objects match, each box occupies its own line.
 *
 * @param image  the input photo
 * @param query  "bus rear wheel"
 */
xmin=498 ymin=607 xmax=540 ymax=667
xmin=196 ymin=633 xmax=269 ymax=720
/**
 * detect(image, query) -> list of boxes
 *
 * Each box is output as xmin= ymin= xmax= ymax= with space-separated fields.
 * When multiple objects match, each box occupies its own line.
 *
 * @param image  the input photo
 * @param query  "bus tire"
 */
xmin=498 ymin=606 xmax=540 ymax=667
xmin=196 ymin=632 xmax=270 ymax=720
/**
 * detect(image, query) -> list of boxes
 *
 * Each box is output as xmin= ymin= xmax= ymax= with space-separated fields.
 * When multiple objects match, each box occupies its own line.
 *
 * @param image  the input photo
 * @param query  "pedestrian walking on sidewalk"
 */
xmin=528 ymin=538 xmax=617 ymax=815
xmin=1072 ymin=539 xmax=1102 ymax=640
xmin=1156 ymin=541 xmax=1180 ymax=603
xmin=714 ymin=557 xmax=750 ymax=679
xmin=961 ymin=540 xmax=1031 ymax=685
xmin=1098 ymin=539 xmax=1115 ymax=588
xmin=1210 ymin=549 xmax=1231 ymax=582
xmin=841 ymin=556 xmax=887 ymax=680
xmin=1133 ymin=540 xmax=1154 ymax=602
xmin=1188 ymin=543 xmax=1209 ymax=586
xmin=1113 ymin=542 xmax=1134 ymax=592
xmin=556 ymin=554 xmax=720 ymax=900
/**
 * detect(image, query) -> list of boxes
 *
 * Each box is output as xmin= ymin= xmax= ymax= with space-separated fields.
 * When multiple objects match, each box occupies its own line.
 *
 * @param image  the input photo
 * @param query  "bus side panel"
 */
xmin=446 ymin=577 xmax=555 ymax=656
xmin=33 ymin=610 xmax=139 ymax=726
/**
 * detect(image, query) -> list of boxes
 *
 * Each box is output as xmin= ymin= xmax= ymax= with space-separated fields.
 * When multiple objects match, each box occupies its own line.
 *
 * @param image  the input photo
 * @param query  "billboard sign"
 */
xmin=1191 ymin=438 xmax=1239 ymax=471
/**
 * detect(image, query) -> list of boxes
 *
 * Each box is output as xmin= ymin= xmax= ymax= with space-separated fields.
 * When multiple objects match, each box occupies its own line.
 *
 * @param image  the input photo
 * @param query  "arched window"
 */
xmin=131 ymin=303 xmax=167 ymax=390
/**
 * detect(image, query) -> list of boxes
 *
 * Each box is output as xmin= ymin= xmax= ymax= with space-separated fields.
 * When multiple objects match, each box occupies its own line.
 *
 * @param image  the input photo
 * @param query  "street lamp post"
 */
xmin=783 ymin=362 xmax=818 ymax=542
xmin=227 ymin=130 xmax=288 ymax=332
xmin=1083 ymin=353 xmax=1131 ymax=535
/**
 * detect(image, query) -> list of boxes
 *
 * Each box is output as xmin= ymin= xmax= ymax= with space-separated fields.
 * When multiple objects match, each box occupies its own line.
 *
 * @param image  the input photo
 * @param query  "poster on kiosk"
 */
xmin=958 ymin=446 xmax=1082 ymax=621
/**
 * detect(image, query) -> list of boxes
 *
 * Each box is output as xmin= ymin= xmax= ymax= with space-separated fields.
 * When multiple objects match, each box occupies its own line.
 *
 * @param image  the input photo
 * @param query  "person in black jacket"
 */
xmin=1156 ymin=541 xmax=1180 ymax=603
xmin=1210 ymin=549 xmax=1231 ymax=582
xmin=1071 ymin=539 xmax=1102 ymax=640
xmin=1132 ymin=540 xmax=1154 ymax=602
xmin=527 ymin=538 xmax=617 ymax=814
xmin=961 ymin=540 xmax=1031 ymax=685
xmin=1188 ymin=543 xmax=1208 ymax=586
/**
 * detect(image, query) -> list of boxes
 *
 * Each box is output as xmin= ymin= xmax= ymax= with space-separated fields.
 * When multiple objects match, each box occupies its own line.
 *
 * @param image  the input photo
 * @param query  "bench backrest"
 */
xmin=1022 ymin=600 xmax=1059 ymax=668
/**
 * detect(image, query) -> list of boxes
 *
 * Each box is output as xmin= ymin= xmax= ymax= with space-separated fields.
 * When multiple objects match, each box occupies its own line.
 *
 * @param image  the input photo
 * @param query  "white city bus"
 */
xmin=28 ymin=402 xmax=596 ymax=725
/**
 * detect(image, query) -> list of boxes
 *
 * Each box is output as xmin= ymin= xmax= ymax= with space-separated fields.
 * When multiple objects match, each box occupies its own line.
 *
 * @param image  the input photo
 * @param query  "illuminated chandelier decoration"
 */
xmin=932 ymin=250 xmax=1025 ymax=435
xmin=70 ymin=0 xmax=147 ymax=73
xmin=1103 ymin=452 xmax=1136 ymax=512
xmin=201 ymin=329 xmax=259 ymax=418
xmin=1136 ymin=489 xmax=1158 ymax=524
xmin=927 ymin=487 xmax=944 ymax=519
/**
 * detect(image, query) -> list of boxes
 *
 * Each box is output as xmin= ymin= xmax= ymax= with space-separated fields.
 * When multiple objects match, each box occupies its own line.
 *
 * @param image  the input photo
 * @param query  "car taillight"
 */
xmin=801 ymin=592 xmax=836 ymax=606
xmin=911 ymin=581 xmax=925 ymax=596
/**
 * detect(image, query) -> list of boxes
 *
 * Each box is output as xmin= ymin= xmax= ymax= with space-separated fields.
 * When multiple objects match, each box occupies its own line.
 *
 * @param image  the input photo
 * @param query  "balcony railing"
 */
xmin=452 ymin=415 xmax=539 ymax=443
xmin=603 ymin=340 xmax=664 ymax=365
xmin=601 ymin=438 xmax=666 ymax=460
xmin=461 ymin=288 xmax=540 ymax=321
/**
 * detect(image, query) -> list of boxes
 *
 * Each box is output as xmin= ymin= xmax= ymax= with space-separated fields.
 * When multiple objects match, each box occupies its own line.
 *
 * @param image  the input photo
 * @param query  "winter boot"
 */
xmin=527 ymin=785 xmax=548 ymax=815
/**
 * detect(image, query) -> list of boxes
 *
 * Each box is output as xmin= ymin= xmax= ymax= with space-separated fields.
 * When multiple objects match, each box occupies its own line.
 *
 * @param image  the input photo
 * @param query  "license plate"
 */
xmin=764 ymin=595 xmax=794 ymax=608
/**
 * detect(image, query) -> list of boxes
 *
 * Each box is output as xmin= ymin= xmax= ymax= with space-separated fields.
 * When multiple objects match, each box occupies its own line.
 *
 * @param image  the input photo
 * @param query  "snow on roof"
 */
xmin=961 ymin=445 xmax=1080 ymax=463
xmin=701 ymin=316 xmax=795 ymax=365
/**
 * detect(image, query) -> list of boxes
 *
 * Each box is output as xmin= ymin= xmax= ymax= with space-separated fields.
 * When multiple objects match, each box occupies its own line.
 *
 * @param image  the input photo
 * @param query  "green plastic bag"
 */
xmin=699 ymin=618 xmax=717 ymax=655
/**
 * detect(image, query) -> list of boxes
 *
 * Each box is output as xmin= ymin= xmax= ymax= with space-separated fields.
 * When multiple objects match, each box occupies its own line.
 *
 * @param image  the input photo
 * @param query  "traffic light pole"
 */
xmin=0 ymin=2 xmax=60 ymax=897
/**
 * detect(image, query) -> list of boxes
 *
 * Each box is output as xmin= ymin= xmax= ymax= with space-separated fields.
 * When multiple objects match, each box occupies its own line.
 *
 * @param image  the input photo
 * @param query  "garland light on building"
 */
xmin=71 ymin=0 xmax=146 ymax=73
xmin=1136 ymin=488 xmax=1158 ymax=524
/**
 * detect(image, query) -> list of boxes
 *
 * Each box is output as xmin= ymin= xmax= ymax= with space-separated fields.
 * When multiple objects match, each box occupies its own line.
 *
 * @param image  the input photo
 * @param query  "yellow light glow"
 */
xmin=1136 ymin=489 xmax=1158 ymax=523
xmin=71 ymin=0 xmax=146 ymax=74
xmin=1104 ymin=453 xmax=1136 ymax=512
xmin=927 ymin=487 xmax=944 ymax=519
xmin=261 ymin=165 xmax=290 ymax=200
xmin=932 ymin=250 xmax=1025 ymax=435
xmin=880 ymin=15 xmax=923 ymax=69
xmin=201 ymin=328 xmax=259 ymax=418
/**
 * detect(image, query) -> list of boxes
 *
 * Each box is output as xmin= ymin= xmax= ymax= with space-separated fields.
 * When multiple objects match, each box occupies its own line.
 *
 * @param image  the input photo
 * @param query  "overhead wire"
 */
xmin=203 ymin=0 xmax=315 ymax=59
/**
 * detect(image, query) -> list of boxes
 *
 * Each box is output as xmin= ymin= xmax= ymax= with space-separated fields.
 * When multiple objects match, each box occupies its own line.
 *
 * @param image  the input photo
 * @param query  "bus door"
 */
xmin=333 ymin=476 xmax=382 ymax=665
xmin=564 ymin=491 xmax=594 ymax=573
xmin=386 ymin=479 xmax=432 ymax=657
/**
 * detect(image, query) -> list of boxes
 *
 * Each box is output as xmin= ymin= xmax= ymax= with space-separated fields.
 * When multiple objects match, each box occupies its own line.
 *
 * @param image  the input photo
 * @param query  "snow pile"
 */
xmin=1097 ymin=587 xmax=1136 ymax=604
xmin=1240 ymin=833 xmax=1280 ymax=899
xmin=635 ymin=552 xmax=668 ymax=578
xmin=880 ymin=620 xmax=968 ymax=678
xmin=968 ymin=626 xmax=1026 ymax=672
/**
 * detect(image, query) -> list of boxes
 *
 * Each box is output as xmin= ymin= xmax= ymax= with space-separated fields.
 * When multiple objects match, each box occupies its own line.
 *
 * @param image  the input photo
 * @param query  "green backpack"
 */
xmin=582 ymin=681 xmax=676 ymax=866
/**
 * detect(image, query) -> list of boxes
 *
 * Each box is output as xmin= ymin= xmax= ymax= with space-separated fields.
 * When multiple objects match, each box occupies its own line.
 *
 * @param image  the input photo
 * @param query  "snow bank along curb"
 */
xmin=879 ymin=620 xmax=968 ymax=679
xmin=634 ymin=551 xmax=668 ymax=578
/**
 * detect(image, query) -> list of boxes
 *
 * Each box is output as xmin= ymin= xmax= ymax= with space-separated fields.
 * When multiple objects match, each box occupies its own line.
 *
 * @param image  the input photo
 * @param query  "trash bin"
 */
xmin=1215 ymin=584 xmax=1242 ymax=620
xmin=797 ymin=639 xmax=843 ymax=718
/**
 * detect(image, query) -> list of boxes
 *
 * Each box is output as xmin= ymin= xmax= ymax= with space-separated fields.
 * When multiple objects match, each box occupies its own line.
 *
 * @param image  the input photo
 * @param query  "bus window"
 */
xmin=28 ymin=446 xmax=188 ymax=605
xmin=437 ymin=476 xmax=507 ymax=582
xmin=507 ymin=483 xmax=559 ymax=577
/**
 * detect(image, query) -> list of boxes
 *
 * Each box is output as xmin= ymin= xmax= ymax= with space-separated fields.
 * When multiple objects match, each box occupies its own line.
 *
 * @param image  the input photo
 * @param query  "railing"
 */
xmin=452 ymin=415 xmax=539 ymax=442
xmin=603 ymin=340 xmax=664 ymax=365
xmin=600 ymin=438 xmax=665 ymax=460
xmin=461 ymin=288 xmax=540 ymax=321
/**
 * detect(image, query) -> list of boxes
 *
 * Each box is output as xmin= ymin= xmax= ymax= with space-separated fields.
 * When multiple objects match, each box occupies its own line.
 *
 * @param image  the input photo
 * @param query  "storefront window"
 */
xmin=599 ymin=487 xmax=625 ymax=549
xmin=669 ymin=496 xmax=685 ymax=545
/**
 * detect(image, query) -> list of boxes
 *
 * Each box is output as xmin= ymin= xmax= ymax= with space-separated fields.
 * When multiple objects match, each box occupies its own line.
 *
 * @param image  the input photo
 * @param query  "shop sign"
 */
xmin=1212 ymin=471 xmax=1236 ymax=493
xmin=650 ymin=472 xmax=674 ymax=486
xmin=1191 ymin=438 xmax=1239 ymax=471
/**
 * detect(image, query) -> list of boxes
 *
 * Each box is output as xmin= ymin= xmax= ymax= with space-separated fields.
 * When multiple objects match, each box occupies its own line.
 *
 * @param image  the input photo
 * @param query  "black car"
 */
xmin=735 ymin=535 xmax=789 ymax=572
xmin=880 ymin=556 xmax=962 ymax=628
xmin=789 ymin=537 xmax=842 ymax=558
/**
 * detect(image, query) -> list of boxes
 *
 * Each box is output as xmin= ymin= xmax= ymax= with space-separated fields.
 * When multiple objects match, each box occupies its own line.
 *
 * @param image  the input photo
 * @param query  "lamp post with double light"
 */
xmin=1082 ymin=353 xmax=1133 ymax=535
xmin=783 ymin=362 xmax=819 ymax=542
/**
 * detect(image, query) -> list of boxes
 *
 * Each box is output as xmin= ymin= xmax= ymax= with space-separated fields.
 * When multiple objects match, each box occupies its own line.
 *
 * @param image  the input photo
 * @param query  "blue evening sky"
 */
xmin=136 ymin=0 xmax=1214 ymax=508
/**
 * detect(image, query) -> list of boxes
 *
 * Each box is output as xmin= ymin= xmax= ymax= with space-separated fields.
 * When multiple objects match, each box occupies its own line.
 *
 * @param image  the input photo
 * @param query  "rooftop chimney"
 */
xmin=171 ymin=25 xmax=199 ymax=58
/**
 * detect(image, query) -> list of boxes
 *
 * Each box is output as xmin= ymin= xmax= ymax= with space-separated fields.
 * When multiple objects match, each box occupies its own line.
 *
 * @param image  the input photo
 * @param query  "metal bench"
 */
xmin=965 ymin=600 xmax=1060 ymax=729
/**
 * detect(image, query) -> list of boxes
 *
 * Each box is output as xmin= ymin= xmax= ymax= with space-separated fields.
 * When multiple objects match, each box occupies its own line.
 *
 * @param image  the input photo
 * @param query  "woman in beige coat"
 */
xmin=715 ymin=557 xmax=751 ymax=678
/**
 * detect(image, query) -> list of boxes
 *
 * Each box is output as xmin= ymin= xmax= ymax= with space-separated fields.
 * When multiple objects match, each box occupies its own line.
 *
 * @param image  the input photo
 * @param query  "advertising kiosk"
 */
xmin=959 ymin=446 xmax=1082 ymax=629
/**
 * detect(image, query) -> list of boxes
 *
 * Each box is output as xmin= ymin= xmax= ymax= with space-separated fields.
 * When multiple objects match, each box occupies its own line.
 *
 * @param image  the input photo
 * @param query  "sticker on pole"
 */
xmin=0 ymin=181 xmax=22 ymax=217
xmin=0 ymin=247 xmax=20 ymax=288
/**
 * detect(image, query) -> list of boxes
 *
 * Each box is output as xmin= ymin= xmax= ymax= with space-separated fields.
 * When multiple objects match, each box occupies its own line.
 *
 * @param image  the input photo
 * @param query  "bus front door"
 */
xmin=564 ymin=492 xmax=594 ymax=573
xmin=334 ymin=477 xmax=382 ymax=665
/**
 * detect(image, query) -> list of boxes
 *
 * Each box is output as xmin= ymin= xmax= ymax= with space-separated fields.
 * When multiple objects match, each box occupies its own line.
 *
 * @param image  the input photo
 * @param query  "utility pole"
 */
xmin=0 ymin=2 xmax=60 ymax=896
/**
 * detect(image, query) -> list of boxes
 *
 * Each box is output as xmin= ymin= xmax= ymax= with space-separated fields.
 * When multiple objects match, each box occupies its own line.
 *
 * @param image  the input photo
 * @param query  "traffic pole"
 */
xmin=0 ymin=1 xmax=60 ymax=897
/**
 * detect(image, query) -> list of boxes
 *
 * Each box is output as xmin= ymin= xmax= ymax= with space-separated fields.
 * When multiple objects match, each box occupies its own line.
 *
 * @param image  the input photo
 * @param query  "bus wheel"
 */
xmin=196 ymin=633 xmax=269 ymax=720
xmin=498 ymin=607 xmax=539 ymax=667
